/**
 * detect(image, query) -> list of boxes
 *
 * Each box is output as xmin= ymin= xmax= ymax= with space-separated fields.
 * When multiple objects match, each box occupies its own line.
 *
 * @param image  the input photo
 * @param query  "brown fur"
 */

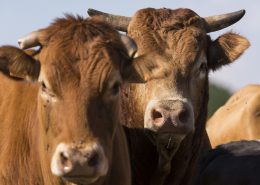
xmin=208 ymin=32 xmax=250 ymax=70
xmin=0 ymin=46 xmax=40 ymax=80
xmin=0 ymin=15 xmax=133 ymax=185
xmin=118 ymin=8 xmax=250 ymax=185
xmin=207 ymin=84 xmax=260 ymax=148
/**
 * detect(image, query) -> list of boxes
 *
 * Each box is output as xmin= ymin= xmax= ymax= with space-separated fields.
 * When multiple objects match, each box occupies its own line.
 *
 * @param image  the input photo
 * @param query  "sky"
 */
xmin=0 ymin=0 xmax=259 ymax=92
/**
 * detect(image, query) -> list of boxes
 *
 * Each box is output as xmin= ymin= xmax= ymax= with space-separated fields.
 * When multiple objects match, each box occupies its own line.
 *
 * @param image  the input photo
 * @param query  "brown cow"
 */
xmin=207 ymin=84 xmax=260 ymax=148
xmin=0 ymin=15 xmax=164 ymax=185
xmin=88 ymin=8 xmax=250 ymax=185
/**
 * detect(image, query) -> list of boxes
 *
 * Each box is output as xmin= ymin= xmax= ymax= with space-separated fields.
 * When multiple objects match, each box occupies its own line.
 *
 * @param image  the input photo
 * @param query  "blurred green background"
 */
xmin=208 ymin=83 xmax=231 ymax=118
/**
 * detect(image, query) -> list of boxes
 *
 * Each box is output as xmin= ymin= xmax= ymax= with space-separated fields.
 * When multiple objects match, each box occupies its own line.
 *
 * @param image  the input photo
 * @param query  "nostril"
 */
xmin=88 ymin=151 xmax=99 ymax=167
xmin=60 ymin=152 xmax=72 ymax=171
xmin=152 ymin=109 xmax=164 ymax=127
xmin=152 ymin=109 xmax=163 ymax=120
xmin=179 ymin=109 xmax=189 ymax=123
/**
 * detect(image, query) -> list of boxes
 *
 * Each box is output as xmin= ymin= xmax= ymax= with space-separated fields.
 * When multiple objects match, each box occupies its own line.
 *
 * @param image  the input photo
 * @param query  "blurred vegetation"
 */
xmin=208 ymin=83 xmax=231 ymax=118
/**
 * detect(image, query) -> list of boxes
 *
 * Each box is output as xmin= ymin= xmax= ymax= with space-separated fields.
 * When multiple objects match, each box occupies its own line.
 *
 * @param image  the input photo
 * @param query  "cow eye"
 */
xmin=40 ymin=81 xmax=56 ymax=100
xmin=41 ymin=81 xmax=47 ymax=90
xmin=111 ymin=82 xmax=121 ymax=95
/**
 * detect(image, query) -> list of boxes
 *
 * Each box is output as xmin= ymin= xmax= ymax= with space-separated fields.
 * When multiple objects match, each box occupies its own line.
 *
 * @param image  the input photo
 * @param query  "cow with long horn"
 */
xmin=88 ymin=8 xmax=249 ymax=185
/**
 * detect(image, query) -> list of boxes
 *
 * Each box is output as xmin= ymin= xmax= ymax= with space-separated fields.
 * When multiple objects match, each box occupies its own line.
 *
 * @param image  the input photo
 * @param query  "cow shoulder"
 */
xmin=217 ymin=84 xmax=260 ymax=122
xmin=207 ymin=84 xmax=260 ymax=146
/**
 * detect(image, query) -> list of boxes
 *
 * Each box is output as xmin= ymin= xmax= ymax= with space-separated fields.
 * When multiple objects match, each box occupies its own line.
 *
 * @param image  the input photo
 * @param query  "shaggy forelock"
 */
xmin=37 ymin=14 xmax=128 ymax=65
xmin=131 ymin=8 xmax=203 ymax=32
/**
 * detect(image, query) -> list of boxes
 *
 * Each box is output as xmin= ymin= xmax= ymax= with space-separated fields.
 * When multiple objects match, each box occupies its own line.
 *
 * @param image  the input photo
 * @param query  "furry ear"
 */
xmin=208 ymin=32 xmax=250 ymax=71
xmin=0 ymin=46 xmax=40 ymax=81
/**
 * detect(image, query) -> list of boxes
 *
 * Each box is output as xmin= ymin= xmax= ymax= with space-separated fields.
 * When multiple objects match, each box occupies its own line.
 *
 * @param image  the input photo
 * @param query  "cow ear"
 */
xmin=208 ymin=32 xmax=250 ymax=71
xmin=0 ymin=46 xmax=40 ymax=81
xmin=121 ymin=54 xmax=170 ymax=83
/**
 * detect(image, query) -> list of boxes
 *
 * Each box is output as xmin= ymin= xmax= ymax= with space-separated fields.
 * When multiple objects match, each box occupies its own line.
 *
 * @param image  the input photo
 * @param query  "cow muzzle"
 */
xmin=144 ymin=99 xmax=194 ymax=138
xmin=51 ymin=142 xmax=108 ymax=184
xmin=144 ymin=99 xmax=195 ymax=158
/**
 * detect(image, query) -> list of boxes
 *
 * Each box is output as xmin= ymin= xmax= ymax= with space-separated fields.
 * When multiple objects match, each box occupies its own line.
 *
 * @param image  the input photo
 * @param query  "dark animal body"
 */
xmin=196 ymin=140 xmax=260 ymax=185
xmin=0 ymin=15 xmax=162 ymax=185
xmin=88 ymin=8 xmax=250 ymax=185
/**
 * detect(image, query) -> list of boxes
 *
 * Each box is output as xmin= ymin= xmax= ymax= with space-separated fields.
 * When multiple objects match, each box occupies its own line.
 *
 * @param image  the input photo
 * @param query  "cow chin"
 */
xmin=60 ymin=166 xmax=107 ymax=185
xmin=156 ymin=133 xmax=185 ymax=160
xmin=62 ymin=176 xmax=100 ymax=185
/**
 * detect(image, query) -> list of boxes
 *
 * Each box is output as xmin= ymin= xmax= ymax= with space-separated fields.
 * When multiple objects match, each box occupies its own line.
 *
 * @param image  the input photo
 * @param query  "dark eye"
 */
xmin=199 ymin=63 xmax=207 ymax=72
xmin=41 ymin=81 xmax=51 ymax=94
xmin=41 ymin=81 xmax=47 ymax=91
xmin=111 ymin=82 xmax=120 ymax=95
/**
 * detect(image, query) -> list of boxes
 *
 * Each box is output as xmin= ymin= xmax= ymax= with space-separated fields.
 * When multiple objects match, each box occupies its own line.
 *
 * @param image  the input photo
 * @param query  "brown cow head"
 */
xmin=87 ymin=8 xmax=250 ymax=160
xmin=0 ymin=15 xmax=166 ymax=184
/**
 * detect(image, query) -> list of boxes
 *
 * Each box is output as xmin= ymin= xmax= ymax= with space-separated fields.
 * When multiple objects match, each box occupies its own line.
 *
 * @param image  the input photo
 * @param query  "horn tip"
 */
xmin=87 ymin=8 xmax=93 ymax=14
xmin=87 ymin=8 xmax=101 ymax=16
xmin=241 ymin=9 xmax=246 ymax=14
xmin=234 ymin=9 xmax=246 ymax=23
xmin=17 ymin=39 xmax=25 ymax=49
xmin=239 ymin=9 xmax=246 ymax=17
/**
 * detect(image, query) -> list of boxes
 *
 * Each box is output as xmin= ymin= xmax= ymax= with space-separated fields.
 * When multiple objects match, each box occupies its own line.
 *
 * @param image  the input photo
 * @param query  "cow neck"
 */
xmin=0 ymin=81 xmax=45 ymax=184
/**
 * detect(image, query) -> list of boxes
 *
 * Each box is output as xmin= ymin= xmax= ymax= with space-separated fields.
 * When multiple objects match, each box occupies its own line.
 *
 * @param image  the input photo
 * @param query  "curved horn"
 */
xmin=87 ymin=8 xmax=131 ymax=32
xmin=18 ymin=30 xmax=42 ymax=50
xmin=120 ymin=34 xmax=137 ymax=58
xmin=204 ymin=9 xmax=246 ymax=33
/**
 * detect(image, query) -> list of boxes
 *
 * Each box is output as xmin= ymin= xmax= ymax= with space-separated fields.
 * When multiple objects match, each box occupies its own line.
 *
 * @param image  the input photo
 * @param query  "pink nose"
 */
xmin=51 ymin=142 xmax=108 ymax=181
xmin=147 ymin=100 xmax=194 ymax=134
xmin=152 ymin=107 xmax=188 ymax=127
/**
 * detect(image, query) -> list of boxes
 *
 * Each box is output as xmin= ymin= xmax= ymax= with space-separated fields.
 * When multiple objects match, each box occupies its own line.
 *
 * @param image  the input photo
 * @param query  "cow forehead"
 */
xmin=36 ymin=15 xmax=127 ymax=95
xmin=37 ymin=15 xmax=128 ymax=68
xmin=39 ymin=49 xmax=120 ymax=98
xmin=39 ymin=15 xmax=124 ymax=48
xmin=128 ymin=8 xmax=207 ymax=71
xmin=129 ymin=8 xmax=202 ymax=30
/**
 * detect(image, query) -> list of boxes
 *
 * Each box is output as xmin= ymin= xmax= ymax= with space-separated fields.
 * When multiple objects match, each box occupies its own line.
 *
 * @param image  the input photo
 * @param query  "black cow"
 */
xmin=196 ymin=140 xmax=260 ymax=185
